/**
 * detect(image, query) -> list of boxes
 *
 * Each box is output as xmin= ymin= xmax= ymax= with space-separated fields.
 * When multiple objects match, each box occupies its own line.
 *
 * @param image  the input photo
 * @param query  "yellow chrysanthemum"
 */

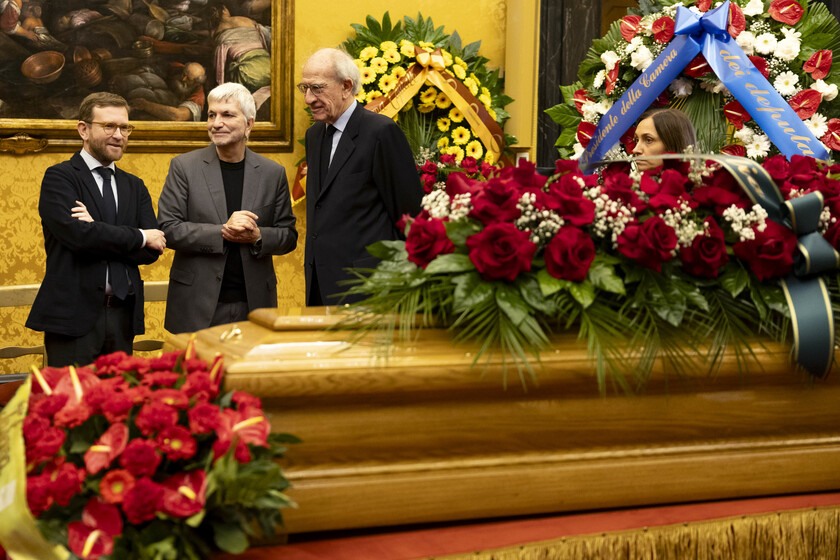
xmin=479 ymin=94 xmax=492 ymax=108
xmin=418 ymin=103 xmax=436 ymax=113
xmin=449 ymin=108 xmax=464 ymax=122
xmin=419 ymin=41 xmax=436 ymax=51
xmin=437 ymin=117 xmax=451 ymax=132
xmin=451 ymin=126 xmax=470 ymax=145
xmin=355 ymin=91 xmax=366 ymax=103
xmin=481 ymin=87 xmax=490 ymax=97
xmin=455 ymin=57 xmax=467 ymax=68
xmin=366 ymin=90 xmax=383 ymax=103
xmin=392 ymin=66 xmax=406 ymax=79
xmin=419 ymin=87 xmax=437 ymax=104
xmin=464 ymin=78 xmax=478 ymax=96
xmin=360 ymin=67 xmax=376 ymax=85
xmin=465 ymin=140 xmax=484 ymax=160
xmin=370 ymin=57 xmax=388 ymax=74
xmin=380 ymin=41 xmax=398 ymax=51
xmin=378 ymin=74 xmax=397 ymax=93
xmin=437 ymin=136 xmax=449 ymax=149
xmin=452 ymin=65 xmax=466 ymax=80
xmin=488 ymin=108 xmax=497 ymax=121
xmin=382 ymin=49 xmax=400 ymax=64
xmin=442 ymin=50 xmax=453 ymax=67
xmin=399 ymin=39 xmax=415 ymax=57
xmin=446 ymin=145 xmax=465 ymax=164
xmin=353 ymin=58 xmax=364 ymax=70
xmin=484 ymin=151 xmax=496 ymax=165
xmin=401 ymin=98 xmax=414 ymax=112
xmin=360 ymin=46 xmax=379 ymax=61
xmin=435 ymin=92 xmax=451 ymax=109
xmin=469 ymin=73 xmax=481 ymax=86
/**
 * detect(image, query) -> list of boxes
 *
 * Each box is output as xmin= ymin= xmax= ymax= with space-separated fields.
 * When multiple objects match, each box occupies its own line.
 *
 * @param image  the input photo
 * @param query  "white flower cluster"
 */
xmin=819 ymin=206 xmax=833 ymax=235
xmin=515 ymin=193 xmax=564 ymax=248
xmin=722 ymin=203 xmax=769 ymax=242
xmin=450 ymin=193 xmax=472 ymax=221
xmin=421 ymin=189 xmax=451 ymax=219
xmin=585 ymin=186 xmax=636 ymax=247
xmin=661 ymin=200 xmax=705 ymax=250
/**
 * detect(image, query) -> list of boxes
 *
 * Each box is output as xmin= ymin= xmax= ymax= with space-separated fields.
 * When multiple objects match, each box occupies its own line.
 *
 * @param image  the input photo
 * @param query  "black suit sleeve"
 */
xmin=372 ymin=120 xmax=423 ymax=228
xmin=122 ymin=176 xmax=161 ymax=266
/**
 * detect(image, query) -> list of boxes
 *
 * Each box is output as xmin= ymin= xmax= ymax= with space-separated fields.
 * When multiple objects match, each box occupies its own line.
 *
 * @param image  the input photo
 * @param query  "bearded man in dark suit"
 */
xmin=27 ymin=92 xmax=166 ymax=366
xmin=301 ymin=48 xmax=423 ymax=306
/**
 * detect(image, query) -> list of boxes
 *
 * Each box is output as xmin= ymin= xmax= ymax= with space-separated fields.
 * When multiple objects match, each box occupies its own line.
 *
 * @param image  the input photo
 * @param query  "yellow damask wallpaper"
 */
xmin=0 ymin=0 xmax=510 ymax=374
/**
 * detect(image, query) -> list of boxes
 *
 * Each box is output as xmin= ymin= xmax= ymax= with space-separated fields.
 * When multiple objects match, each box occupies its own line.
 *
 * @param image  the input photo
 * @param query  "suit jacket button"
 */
xmin=312 ymin=233 xmax=318 ymax=240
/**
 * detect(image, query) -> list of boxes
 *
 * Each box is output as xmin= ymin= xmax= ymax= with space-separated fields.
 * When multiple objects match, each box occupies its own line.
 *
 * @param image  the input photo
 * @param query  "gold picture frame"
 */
xmin=0 ymin=0 xmax=294 ymax=154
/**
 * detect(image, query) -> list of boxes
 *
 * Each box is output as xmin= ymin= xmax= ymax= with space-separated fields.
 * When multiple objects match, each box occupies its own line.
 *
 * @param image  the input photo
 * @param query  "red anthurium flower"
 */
xmin=577 ymin=121 xmax=597 ymax=147
xmin=84 ymin=423 xmax=128 ymax=475
xmin=161 ymin=470 xmax=207 ymax=518
xmin=696 ymin=0 xmax=711 ymax=11
xmin=728 ymin=3 xmax=746 ymax=38
xmin=67 ymin=498 xmax=122 ymax=560
xmin=605 ymin=64 xmax=619 ymax=95
xmin=789 ymin=89 xmax=822 ymax=119
xmin=53 ymin=366 xmax=99 ymax=407
xmin=723 ymin=100 xmax=752 ymax=129
xmin=721 ymin=144 xmax=747 ymax=157
xmin=804 ymin=50 xmax=833 ymax=80
xmin=768 ymin=0 xmax=804 ymax=24
xmin=652 ymin=16 xmax=675 ymax=43
xmin=82 ymin=497 xmax=122 ymax=538
xmin=230 ymin=407 xmax=270 ymax=449
xmin=621 ymin=126 xmax=636 ymax=154
xmin=573 ymin=89 xmax=594 ymax=115
xmin=683 ymin=54 xmax=711 ymax=77
xmin=100 ymin=469 xmax=136 ymax=504
xmin=748 ymin=56 xmax=770 ymax=79
xmin=822 ymin=119 xmax=840 ymax=150
xmin=620 ymin=15 xmax=642 ymax=42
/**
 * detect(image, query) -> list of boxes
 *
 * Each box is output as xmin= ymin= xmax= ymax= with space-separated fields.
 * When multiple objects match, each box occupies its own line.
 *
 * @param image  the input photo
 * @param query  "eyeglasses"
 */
xmin=296 ymin=83 xmax=330 ymax=96
xmin=87 ymin=121 xmax=135 ymax=136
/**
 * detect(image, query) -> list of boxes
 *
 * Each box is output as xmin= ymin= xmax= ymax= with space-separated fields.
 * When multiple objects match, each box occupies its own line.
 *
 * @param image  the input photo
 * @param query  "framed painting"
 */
xmin=0 ymin=0 xmax=293 ymax=154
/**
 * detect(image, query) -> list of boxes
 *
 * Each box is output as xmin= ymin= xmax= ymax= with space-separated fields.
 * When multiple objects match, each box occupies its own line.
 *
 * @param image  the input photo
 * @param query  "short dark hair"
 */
xmin=638 ymin=108 xmax=697 ymax=154
xmin=78 ymin=92 xmax=129 ymax=123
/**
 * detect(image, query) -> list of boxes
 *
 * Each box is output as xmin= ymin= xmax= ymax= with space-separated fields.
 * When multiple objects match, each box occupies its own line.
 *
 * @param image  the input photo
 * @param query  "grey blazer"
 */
xmin=158 ymin=145 xmax=297 ymax=333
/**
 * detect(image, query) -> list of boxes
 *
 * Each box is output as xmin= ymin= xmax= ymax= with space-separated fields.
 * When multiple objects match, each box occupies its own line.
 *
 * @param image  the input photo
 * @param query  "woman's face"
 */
xmin=632 ymin=117 xmax=667 ymax=171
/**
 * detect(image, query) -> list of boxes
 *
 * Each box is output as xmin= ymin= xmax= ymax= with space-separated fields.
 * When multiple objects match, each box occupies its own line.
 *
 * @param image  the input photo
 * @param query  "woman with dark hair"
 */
xmin=632 ymin=108 xmax=697 ymax=171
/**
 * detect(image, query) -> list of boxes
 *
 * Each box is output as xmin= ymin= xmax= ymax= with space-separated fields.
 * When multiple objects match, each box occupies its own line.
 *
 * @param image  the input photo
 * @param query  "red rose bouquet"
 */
xmin=0 ymin=346 xmax=296 ymax=560
xmin=343 ymin=154 xmax=840 ymax=391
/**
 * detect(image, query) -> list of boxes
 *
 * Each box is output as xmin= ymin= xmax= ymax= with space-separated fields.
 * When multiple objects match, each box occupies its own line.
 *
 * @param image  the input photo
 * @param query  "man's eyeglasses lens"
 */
xmin=89 ymin=121 xmax=135 ymax=136
xmin=297 ymin=83 xmax=328 ymax=96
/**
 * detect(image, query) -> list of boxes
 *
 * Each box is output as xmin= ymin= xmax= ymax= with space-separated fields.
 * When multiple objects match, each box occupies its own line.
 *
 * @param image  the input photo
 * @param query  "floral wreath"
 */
xmin=548 ymin=0 xmax=840 ymax=162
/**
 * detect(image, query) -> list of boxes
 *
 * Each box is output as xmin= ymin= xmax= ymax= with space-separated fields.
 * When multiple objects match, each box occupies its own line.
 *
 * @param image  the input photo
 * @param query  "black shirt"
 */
xmin=219 ymin=158 xmax=247 ymax=303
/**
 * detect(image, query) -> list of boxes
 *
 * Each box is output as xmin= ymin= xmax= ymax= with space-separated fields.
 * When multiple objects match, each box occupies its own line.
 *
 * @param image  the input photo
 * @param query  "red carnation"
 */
xmin=789 ymin=89 xmax=822 ymax=119
xmin=148 ymin=351 xmax=181 ymax=371
xmin=620 ymin=15 xmax=642 ymax=42
xmin=466 ymin=223 xmax=537 ymax=282
xmin=748 ymin=56 xmax=770 ymax=79
xmin=617 ymin=216 xmax=678 ymax=272
xmin=26 ymin=473 xmax=54 ymax=516
xmin=100 ymin=469 xmax=135 ymax=504
xmin=544 ymin=227 xmax=596 ymax=282
xmin=768 ymin=0 xmax=804 ymax=24
xmin=733 ymin=220 xmax=797 ymax=280
xmin=728 ymin=2 xmax=745 ymax=38
xmin=188 ymin=401 xmax=223 ymax=435
xmin=99 ymin=391 xmax=134 ymax=423
xmin=119 ymin=438 xmax=161 ymax=477
xmin=823 ymin=119 xmax=840 ymax=150
xmin=28 ymin=393 xmax=69 ymax=418
xmin=121 ymin=477 xmax=164 ymax=525
xmin=576 ymin=121 xmax=597 ymax=148
xmin=723 ymin=100 xmax=752 ymax=130
xmin=804 ymin=50 xmax=833 ymax=80
xmin=652 ymin=16 xmax=675 ymax=43
xmin=680 ymin=218 xmax=729 ymax=278
xmin=134 ymin=401 xmax=178 ymax=436
xmin=573 ymin=89 xmax=594 ymax=115
xmin=139 ymin=370 xmax=180 ymax=388
xmin=684 ymin=54 xmax=711 ymax=77
xmin=44 ymin=458 xmax=85 ymax=507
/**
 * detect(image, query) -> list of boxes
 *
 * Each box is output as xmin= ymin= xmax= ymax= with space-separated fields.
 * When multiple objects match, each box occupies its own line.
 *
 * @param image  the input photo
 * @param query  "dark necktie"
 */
xmin=320 ymin=124 xmax=336 ymax=189
xmin=95 ymin=167 xmax=129 ymax=299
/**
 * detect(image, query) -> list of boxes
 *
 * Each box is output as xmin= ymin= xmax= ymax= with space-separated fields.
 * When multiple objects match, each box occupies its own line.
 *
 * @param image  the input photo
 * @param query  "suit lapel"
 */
xmin=201 ymin=146 xmax=228 ymax=221
xmin=241 ymin=147 xmax=261 ymax=210
xmin=114 ymin=169 xmax=131 ymax=224
xmin=72 ymin=153 xmax=107 ymax=220
xmin=318 ymin=103 xmax=361 ymax=202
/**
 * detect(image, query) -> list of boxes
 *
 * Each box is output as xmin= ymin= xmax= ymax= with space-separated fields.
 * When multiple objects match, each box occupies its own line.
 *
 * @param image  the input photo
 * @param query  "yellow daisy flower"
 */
xmin=447 ymin=145 xmax=465 ymax=164
xmin=437 ymin=117 xmax=451 ymax=132
xmin=479 ymin=93 xmax=492 ymax=108
xmin=370 ymin=57 xmax=388 ymax=74
xmin=401 ymin=98 xmax=414 ymax=111
xmin=437 ymin=136 xmax=449 ymax=149
xmin=380 ymin=41 xmax=398 ymax=51
xmin=355 ymin=91 xmax=366 ymax=103
xmin=488 ymin=108 xmax=497 ymax=121
xmin=399 ymin=39 xmax=415 ymax=57
xmin=469 ymin=73 xmax=481 ymax=86
xmin=382 ymin=49 xmax=400 ymax=64
xmin=465 ymin=140 xmax=484 ymax=160
xmin=449 ymin=108 xmax=464 ymax=122
xmin=464 ymin=78 xmax=478 ymax=96
xmin=392 ymin=67 xmax=406 ymax=79
xmin=360 ymin=67 xmax=376 ymax=85
xmin=360 ymin=46 xmax=379 ymax=61
xmin=418 ymin=103 xmax=436 ymax=113
xmin=442 ymin=51 xmax=453 ymax=67
xmin=451 ymin=126 xmax=470 ymax=145
xmin=481 ymin=87 xmax=490 ymax=97
xmin=366 ymin=90 xmax=383 ymax=103
xmin=452 ymin=65 xmax=466 ymax=80
xmin=378 ymin=74 xmax=397 ymax=92
xmin=419 ymin=87 xmax=437 ymax=104
xmin=484 ymin=151 xmax=496 ymax=165
xmin=353 ymin=59 xmax=364 ymax=70
xmin=435 ymin=92 xmax=451 ymax=109
xmin=419 ymin=41 xmax=436 ymax=51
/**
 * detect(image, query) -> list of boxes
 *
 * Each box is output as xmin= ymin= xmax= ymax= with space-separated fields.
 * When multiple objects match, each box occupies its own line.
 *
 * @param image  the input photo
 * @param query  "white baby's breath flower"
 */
xmin=775 ymin=37 xmax=801 ymax=61
xmin=735 ymin=30 xmax=756 ymax=55
xmin=806 ymin=113 xmax=829 ymax=139
xmin=812 ymin=79 xmax=839 ymax=101
xmin=773 ymin=71 xmax=799 ymax=96
xmin=742 ymin=0 xmax=765 ymax=16
xmin=754 ymin=32 xmax=777 ymax=55
xmin=601 ymin=50 xmax=620 ymax=72
xmin=581 ymin=101 xmax=600 ymax=122
xmin=630 ymin=45 xmax=654 ymax=71
xmin=669 ymin=77 xmax=693 ymax=97
xmin=745 ymin=133 xmax=771 ymax=159
xmin=592 ymin=69 xmax=606 ymax=89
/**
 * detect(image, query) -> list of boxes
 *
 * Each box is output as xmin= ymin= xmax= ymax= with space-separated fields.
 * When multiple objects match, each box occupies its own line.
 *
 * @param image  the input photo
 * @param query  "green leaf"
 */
xmin=587 ymin=259 xmax=625 ymax=295
xmin=536 ymin=267 xmax=570 ymax=296
xmin=570 ymin=281 xmax=596 ymax=308
xmin=452 ymin=271 xmax=493 ymax=312
xmin=545 ymin=103 xmax=581 ymax=128
xmin=366 ymin=240 xmax=406 ymax=260
xmin=445 ymin=219 xmax=482 ymax=247
xmin=559 ymin=82 xmax=583 ymax=105
xmin=720 ymin=264 xmax=749 ymax=297
xmin=518 ymin=274 xmax=558 ymax=315
xmin=495 ymin=283 xmax=531 ymax=326
xmin=424 ymin=253 xmax=475 ymax=274
xmin=212 ymin=522 xmax=250 ymax=554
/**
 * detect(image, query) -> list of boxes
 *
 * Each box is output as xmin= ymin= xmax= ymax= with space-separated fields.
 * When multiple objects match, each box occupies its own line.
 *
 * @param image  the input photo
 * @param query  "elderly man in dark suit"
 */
xmin=158 ymin=82 xmax=297 ymax=334
xmin=26 ymin=92 xmax=166 ymax=367
xmin=301 ymin=48 xmax=423 ymax=306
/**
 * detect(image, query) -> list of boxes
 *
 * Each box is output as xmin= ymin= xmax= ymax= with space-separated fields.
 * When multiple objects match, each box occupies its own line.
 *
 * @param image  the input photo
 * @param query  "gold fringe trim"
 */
xmin=427 ymin=506 xmax=840 ymax=559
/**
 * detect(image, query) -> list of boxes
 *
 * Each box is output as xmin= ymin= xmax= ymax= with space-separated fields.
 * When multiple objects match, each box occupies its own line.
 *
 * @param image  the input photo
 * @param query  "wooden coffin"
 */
xmin=164 ymin=307 xmax=840 ymax=534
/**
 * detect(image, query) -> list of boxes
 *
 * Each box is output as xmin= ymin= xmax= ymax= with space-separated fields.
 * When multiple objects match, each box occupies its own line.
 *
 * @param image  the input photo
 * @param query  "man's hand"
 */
xmin=143 ymin=229 xmax=166 ymax=253
xmin=71 ymin=200 xmax=93 ymax=222
xmin=222 ymin=210 xmax=261 ymax=244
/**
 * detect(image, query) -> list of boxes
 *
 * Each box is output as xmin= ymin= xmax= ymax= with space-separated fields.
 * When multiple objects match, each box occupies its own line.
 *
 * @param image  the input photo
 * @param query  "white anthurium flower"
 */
xmin=806 ymin=114 xmax=829 ymax=139
xmin=669 ymin=78 xmax=693 ymax=98
xmin=626 ymin=36 xmax=642 ymax=54
xmin=630 ymin=45 xmax=653 ymax=71
xmin=742 ymin=0 xmax=764 ymax=16
xmin=601 ymin=50 xmax=620 ymax=72
xmin=812 ymin=79 xmax=839 ymax=101
xmin=735 ymin=30 xmax=756 ymax=55
xmin=775 ymin=38 xmax=801 ymax=61
xmin=773 ymin=71 xmax=799 ymax=97
xmin=754 ymin=33 xmax=777 ymax=55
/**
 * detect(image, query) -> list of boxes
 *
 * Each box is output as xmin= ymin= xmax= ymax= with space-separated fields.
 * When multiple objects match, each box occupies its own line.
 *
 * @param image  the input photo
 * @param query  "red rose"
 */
xmin=497 ymin=161 xmax=550 ymax=194
xmin=161 ymin=470 xmax=207 ymax=518
xmin=544 ymin=227 xmax=596 ymax=282
xmin=445 ymin=171 xmax=484 ymax=198
xmin=188 ymin=402 xmax=223 ymax=434
xmin=421 ymin=173 xmax=437 ymax=193
xmin=460 ymin=157 xmax=479 ymax=174
xmin=470 ymin=178 xmax=522 ymax=225
xmin=680 ymin=218 xmax=729 ymax=278
xmin=405 ymin=215 xmax=456 ymax=269
xmin=728 ymin=2 xmax=745 ymax=38
xmin=121 ymin=477 xmax=164 ymax=524
xmin=602 ymin=172 xmax=646 ymax=213
xmin=480 ymin=162 xmax=498 ymax=178
xmin=652 ymin=16 xmax=675 ymax=43
xmin=420 ymin=160 xmax=437 ymax=175
xmin=817 ymin=178 xmax=840 ymax=215
xmin=762 ymin=154 xmax=791 ymax=182
xmin=693 ymin=167 xmax=751 ymax=214
xmin=748 ymin=56 xmax=770 ymax=79
xmin=620 ymin=15 xmax=642 ymax=42
xmin=617 ymin=216 xmax=678 ymax=272
xmin=134 ymin=401 xmax=179 ymax=436
xmin=100 ymin=469 xmax=136 ymax=504
xmin=822 ymin=118 xmax=840 ymax=151
xmin=789 ymin=89 xmax=821 ymax=119
xmin=640 ymin=169 xmax=694 ymax=214
xmin=733 ymin=220 xmax=797 ymax=280
xmin=119 ymin=438 xmax=161 ymax=477
xmin=723 ymin=100 xmax=751 ymax=130
xmin=439 ymin=153 xmax=457 ymax=166
xmin=157 ymin=425 xmax=198 ymax=461
xmin=804 ymin=50 xmax=833 ymax=80
xmin=466 ymin=223 xmax=537 ymax=282
xmin=576 ymin=121 xmax=596 ymax=147
xmin=555 ymin=159 xmax=581 ymax=176
xmin=26 ymin=473 xmax=53 ymax=516
xmin=84 ymin=422 xmax=129 ymax=475
xmin=768 ymin=0 xmax=804 ymax=24
xmin=543 ymin=174 xmax=596 ymax=226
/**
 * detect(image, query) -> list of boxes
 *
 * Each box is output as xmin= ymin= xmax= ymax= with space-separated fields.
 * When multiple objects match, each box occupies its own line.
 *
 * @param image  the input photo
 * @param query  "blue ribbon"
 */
xmin=711 ymin=155 xmax=837 ymax=377
xmin=579 ymin=0 xmax=828 ymax=173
